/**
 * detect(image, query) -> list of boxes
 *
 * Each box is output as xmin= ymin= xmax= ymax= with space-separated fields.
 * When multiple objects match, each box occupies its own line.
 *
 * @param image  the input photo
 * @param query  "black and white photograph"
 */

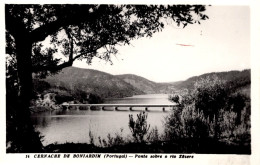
xmin=2 ymin=1 xmax=260 ymax=165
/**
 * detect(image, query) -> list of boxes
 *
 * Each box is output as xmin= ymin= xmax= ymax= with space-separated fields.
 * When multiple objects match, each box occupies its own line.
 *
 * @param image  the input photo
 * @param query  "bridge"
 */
xmin=61 ymin=104 xmax=177 ymax=112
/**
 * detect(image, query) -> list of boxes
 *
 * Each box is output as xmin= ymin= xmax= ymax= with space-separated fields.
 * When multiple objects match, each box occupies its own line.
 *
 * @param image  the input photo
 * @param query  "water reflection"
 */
xmin=31 ymin=94 xmax=173 ymax=146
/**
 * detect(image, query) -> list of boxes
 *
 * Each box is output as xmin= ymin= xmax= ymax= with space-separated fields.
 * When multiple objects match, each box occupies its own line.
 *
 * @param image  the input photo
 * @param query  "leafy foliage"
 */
xmin=164 ymin=105 xmax=213 ymax=144
xmin=129 ymin=112 xmax=150 ymax=143
xmin=32 ymin=79 xmax=51 ymax=94
xmin=98 ymin=128 xmax=126 ymax=148
xmin=192 ymin=76 xmax=228 ymax=120
xmin=169 ymin=75 xmax=250 ymax=121
xmin=6 ymin=4 xmax=209 ymax=77
xmin=54 ymin=92 xmax=74 ymax=104
xmin=32 ymin=80 xmax=104 ymax=105
xmin=166 ymin=75 xmax=250 ymax=148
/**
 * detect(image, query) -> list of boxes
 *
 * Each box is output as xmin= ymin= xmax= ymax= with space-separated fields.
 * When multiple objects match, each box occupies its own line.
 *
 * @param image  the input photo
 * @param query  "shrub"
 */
xmin=55 ymin=93 xmax=74 ymax=104
xmin=166 ymin=75 xmax=250 ymax=147
xmin=32 ymin=79 xmax=51 ymax=93
xmin=129 ymin=112 xmax=150 ymax=143
xmin=164 ymin=109 xmax=184 ymax=141
xmin=164 ymin=104 xmax=212 ymax=141
xmin=88 ymin=93 xmax=104 ymax=104
xmin=227 ymin=92 xmax=247 ymax=125
xmin=98 ymin=128 xmax=127 ymax=147
xmin=32 ymin=79 xmax=51 ymax=99
xmin=181 ymin=104 xmax=212 ymax=139
xmin=147 ymin=127 xmax=160 ymax=143
xmin=88 ymin=130 xmax=97 ymax=146
xmin=192 ymin=76 xmax=228 ymax=120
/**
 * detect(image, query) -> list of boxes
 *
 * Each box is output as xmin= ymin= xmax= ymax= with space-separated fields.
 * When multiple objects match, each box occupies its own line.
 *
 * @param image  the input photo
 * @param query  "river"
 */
xmin=31 ymin=94 xmax=174 ymax=146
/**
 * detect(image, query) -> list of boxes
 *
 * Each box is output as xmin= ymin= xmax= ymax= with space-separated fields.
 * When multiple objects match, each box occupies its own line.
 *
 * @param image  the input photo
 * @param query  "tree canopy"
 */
xmin=6 ymin=4 xmax=208 ymax=76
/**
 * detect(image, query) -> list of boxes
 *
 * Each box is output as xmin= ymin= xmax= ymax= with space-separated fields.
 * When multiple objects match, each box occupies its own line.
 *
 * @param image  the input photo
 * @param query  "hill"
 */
xmin=35 ymin=67 xmax=250 ymax=102
xmin=115 ymin=74 xmax=158 ymax=94
xmin=43 ymin=67 xmax=144 ymax=98
xmin=115 ymin=74 xmax=179 ymax=94
xmin=173 ymin=69 xmax=250 ymax=92
xmin=116 ymin=69 xmax=250 ymax=95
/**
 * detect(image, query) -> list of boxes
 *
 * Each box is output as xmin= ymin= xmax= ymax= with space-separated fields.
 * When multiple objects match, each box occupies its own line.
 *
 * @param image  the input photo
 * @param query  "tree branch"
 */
xmin=29 ymin=5 xmax=102 ymax=43
xmin=65 ymin=28 xmax=74 ymax=62
xmin=31 ymin=40 xmax=113 ymax=73
xmin=32 ymin=61 xmax=73 ymax=73
xmin=30 ymin=17 xmax=73 ymax=43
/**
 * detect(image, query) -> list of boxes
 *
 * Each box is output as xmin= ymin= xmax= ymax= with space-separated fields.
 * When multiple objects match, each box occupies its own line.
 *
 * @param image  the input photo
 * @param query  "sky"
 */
xmin=67 ymin=6 xmax=249 ymax=82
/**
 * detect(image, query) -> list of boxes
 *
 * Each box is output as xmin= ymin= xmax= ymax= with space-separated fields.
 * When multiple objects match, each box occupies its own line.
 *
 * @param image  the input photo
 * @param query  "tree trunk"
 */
xmin=16 ymin=34 xmax=32 ymax=114
xmin=10 ymin=34 xmax=43 ymax=152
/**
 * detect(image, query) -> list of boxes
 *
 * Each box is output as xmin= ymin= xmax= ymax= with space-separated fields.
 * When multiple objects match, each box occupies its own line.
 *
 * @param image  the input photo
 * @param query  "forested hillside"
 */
xmin=32 ymin=67 xmax=250 ymax=104
xmin=41 ymin=67 xmax=144 ymax=99
xmin=173 ymin=69 xmax=250 ymax=96
xmin=116 ymin=69 xmax=250 ymax=95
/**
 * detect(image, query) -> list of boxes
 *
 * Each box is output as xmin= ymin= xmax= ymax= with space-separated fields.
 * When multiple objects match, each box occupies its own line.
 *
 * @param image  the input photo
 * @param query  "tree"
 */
xmin=129 ymin=112 xmax=150 ymax=143
xmin=5 ymin=4 xmax=208 ymax=152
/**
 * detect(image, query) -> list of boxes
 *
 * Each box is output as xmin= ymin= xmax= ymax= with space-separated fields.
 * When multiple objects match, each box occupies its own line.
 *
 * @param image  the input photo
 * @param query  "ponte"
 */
xmin=61 ymin=104 xmax=177 ymax=112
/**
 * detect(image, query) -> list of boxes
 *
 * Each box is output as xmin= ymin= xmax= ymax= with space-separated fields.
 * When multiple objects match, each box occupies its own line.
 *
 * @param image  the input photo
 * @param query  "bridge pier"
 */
xmin=76 ymin=106 xmax=80 ymax=111
xmin=90 ymin=106 xmax=101 ymax=111
xmin=65 ymin=105 xmax=69 ymax=111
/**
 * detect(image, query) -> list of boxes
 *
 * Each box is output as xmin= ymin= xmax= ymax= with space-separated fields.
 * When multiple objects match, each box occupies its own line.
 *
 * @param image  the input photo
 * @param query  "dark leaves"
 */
xmin=6 ymin=4 xmax=209 ymax=75
xmin=129 ymin=112 xmax=150 ymax=143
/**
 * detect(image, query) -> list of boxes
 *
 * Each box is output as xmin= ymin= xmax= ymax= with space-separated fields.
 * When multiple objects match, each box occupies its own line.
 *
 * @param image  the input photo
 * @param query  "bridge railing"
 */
xmin=61 ymin=104 xmax=177 ymax=112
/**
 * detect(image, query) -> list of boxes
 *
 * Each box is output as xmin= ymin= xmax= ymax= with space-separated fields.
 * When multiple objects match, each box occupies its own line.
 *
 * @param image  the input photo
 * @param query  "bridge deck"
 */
xmin=61 ymin=104 xmax=177 ymax=112
xmin=64 ymin=104 xmax=176 ymax=107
